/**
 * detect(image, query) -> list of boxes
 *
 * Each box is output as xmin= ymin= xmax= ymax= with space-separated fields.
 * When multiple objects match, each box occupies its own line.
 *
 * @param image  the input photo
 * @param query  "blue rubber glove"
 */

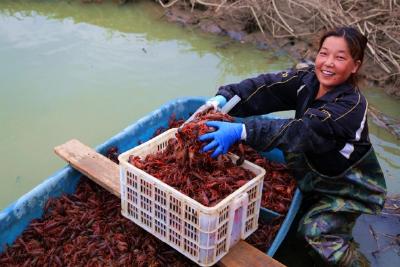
xmin=199 ymin=121 xmax=243 ymax=158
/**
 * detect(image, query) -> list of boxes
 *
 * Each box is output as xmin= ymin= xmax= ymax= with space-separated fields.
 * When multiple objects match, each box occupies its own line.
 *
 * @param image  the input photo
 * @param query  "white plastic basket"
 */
xmin=118 ymin=128 xmax=265 ymax=266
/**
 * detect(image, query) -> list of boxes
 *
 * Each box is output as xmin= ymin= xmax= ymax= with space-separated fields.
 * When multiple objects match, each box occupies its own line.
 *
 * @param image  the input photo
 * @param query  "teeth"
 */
xmin=322 ymin=70 xmax=334 ymax=75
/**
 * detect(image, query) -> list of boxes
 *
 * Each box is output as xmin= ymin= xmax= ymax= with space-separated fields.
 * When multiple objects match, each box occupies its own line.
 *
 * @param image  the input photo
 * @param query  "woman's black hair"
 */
xmin=318 ymin=27 xmax=368 ymax=86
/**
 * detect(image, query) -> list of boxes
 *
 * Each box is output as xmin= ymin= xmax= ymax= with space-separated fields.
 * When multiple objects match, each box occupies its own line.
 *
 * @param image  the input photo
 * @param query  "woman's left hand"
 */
xmin=198 ymin=121 xmax=243 ymax=158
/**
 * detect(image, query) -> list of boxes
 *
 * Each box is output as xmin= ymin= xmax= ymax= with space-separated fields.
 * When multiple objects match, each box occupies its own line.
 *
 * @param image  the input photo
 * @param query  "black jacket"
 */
xmin=217 ymin=66 xmax=371 ymax=176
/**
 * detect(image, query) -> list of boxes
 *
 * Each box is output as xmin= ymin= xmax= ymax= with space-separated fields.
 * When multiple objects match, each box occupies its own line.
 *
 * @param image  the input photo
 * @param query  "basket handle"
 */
xmin=227 ymin=192 xmax=249 ymax=248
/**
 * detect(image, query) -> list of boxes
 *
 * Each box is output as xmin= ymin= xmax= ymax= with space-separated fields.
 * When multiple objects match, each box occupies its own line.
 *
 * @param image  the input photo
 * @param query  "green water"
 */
xmin=0 ymin=0 xmax=292 ymax=209
xmin=0 ymin=0 xmax=398 ymax=212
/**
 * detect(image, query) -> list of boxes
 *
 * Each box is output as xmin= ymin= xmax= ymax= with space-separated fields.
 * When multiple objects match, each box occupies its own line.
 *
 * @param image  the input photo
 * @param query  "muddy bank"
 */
xmin=158 ymin=0 xmax=400 ymax=99
xmin=156 ymin=0 xmax=400 ymax=138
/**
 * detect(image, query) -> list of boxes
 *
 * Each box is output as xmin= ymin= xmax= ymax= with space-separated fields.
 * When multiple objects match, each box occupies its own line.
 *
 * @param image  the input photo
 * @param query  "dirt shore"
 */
xmin=158 ymin=2 xmax=400 ymax=99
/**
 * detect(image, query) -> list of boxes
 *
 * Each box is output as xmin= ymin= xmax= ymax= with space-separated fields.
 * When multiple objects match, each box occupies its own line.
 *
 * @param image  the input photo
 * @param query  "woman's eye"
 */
xmin=319 ymin=52 xmax=327 ymax=56
xmin=337 ymin=56 xmax=345 ymax=60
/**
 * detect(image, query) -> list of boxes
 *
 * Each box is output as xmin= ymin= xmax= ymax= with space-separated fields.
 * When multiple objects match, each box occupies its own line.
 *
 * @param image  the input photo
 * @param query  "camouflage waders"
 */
xmin=285 ymin=147 xmax=387 ymax=266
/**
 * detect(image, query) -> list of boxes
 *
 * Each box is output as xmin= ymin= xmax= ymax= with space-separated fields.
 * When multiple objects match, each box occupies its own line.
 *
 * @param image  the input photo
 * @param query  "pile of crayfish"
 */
xmin=0 ymin=177 xmax=282 ymax=266
xmin=230 ymin=145 xmax=297 ymax=214
xmin=0 ymin=178 xmax=197 ymax=267
xmin=145 ymin=112 xmax=297 ymax=214
xmin=129 ymin=109 xmax=255 ymax=207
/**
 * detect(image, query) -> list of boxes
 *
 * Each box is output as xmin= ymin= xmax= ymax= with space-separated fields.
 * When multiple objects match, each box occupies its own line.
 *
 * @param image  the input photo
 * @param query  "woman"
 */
xmin=199 ymin=27 xmax=387 ymax=266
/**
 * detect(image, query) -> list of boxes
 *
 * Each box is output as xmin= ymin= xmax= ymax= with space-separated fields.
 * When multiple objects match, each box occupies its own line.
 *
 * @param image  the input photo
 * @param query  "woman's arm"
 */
xmin=243 ymin=92 xmax=368 ymax=154
xmin=216 ymin=69 xmax=303 ymax=117
xmin=243 ymin=115 xmax=337 ymax=153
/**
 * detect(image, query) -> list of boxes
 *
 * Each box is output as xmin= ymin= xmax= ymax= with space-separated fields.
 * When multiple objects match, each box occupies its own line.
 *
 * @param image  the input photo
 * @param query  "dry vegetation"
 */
xmin=156 ymin=0 xmax=400 ymax=97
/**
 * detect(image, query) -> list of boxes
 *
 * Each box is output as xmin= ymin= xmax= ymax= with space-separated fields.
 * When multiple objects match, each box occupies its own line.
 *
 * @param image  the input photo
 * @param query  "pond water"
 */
xmin=0 ymin=0 xmax=293 ymax=209
xmin=0 ymin=0 xmax=398 ymax=213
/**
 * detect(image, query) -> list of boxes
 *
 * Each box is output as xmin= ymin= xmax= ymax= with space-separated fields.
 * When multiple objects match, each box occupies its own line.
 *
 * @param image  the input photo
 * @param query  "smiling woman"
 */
xmin=314 ymin=28 xmax=367 ymax=99
xmin=194 ymin=26 xmax=387 ymax=266
xmin=0 ymin=1 xmax=399 ymax=266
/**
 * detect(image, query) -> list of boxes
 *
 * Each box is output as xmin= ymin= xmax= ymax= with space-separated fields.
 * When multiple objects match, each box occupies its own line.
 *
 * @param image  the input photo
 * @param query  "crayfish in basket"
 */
xmin=129 ymin=109 xmax=253 ymax=207
xmin=175 ymin=109 xmax=246 ymax=168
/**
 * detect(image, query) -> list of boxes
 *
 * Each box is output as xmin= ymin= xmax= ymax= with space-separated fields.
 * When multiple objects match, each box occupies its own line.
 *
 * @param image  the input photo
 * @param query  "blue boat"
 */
xmin=0 ymin=97 xmax=301 ymax=258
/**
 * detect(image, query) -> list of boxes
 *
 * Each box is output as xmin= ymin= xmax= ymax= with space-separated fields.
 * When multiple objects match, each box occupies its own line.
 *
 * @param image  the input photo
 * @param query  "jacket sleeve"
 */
xmin=243 ymin=89 xmax=368 ymax=154
xmin=243 ymin=114 xmax=337 ymax=153
xmin=216 ymin=69 xmax=302 ymax=117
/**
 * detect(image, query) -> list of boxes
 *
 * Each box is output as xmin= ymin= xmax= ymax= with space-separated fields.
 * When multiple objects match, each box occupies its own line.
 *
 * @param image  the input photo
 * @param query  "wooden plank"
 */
xmin=54 ymin=139 xmax=285 ymax=267
xmin=54 ymin=139 xmax=120 ymax=197
xmin=218 ymin=241 xmax=286 ymax=267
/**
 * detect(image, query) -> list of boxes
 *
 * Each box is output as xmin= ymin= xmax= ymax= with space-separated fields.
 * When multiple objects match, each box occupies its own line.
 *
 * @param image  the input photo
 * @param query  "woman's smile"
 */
xmin=321 ymin=70 xmax=335 ymax=77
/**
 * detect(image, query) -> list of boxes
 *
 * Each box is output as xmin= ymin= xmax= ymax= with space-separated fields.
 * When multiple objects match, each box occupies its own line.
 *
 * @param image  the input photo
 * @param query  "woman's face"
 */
xmin=315 ymin=36 xmax=361 ymax=91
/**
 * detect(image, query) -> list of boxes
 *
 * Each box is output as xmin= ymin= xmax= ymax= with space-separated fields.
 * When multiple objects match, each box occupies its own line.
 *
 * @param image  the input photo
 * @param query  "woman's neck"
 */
xmin=315 ymin=85 xmax=331 ymax=99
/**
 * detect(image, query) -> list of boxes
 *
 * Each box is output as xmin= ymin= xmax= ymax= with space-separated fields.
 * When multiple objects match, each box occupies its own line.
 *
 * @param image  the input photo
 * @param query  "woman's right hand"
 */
xmin=206 ymin=95 xmax=227 ymax=110
xmin=191 ymin=95 xmax=227 ymax=117
xmin=184 ymin=95 xmax=227 ymax=125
